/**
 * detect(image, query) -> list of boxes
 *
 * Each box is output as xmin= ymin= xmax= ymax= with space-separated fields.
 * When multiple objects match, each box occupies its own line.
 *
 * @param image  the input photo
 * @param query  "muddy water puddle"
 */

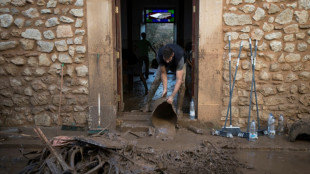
xmin=236 ymin=150 xmax=310 ymax=174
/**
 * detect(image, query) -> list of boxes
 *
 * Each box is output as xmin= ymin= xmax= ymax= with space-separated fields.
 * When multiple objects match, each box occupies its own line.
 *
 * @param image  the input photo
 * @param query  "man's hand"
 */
xmin=167 ymin=95 xmax=173 ymax=104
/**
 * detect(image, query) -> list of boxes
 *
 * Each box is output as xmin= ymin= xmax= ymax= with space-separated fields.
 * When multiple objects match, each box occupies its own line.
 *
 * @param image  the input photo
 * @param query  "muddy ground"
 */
xmin=0 ymin=122 xmax=310 ymax=174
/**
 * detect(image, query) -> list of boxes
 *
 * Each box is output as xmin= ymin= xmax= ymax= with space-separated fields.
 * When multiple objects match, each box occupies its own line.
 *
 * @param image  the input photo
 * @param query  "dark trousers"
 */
xmin=139 ymin=56 xmax=149 ymax=78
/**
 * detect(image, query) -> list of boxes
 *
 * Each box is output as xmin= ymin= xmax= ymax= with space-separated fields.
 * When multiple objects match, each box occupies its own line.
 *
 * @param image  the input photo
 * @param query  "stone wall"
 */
xmin=222 ymin=0 xmax=310 ymax=127
xmin=0 ymin=0 xmax=88 ymax=127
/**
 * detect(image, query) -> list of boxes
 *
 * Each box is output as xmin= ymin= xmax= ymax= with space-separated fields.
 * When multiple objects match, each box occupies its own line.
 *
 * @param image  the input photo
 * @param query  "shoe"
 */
xmin=141 ymin=103 xmax=150 ymax=112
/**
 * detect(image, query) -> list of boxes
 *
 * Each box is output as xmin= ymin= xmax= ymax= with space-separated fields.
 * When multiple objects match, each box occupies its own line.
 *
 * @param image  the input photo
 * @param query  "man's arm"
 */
xmin=160 ymin=65 xmax=168 ymax=97
xmin=167 ymin=69 xmax=183 ymax=104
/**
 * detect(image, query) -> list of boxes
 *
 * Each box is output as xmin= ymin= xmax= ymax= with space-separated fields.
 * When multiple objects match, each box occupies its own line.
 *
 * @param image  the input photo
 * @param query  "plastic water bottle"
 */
xmin=267 ymin=113 xmax=273 ymax=134
xmin=189 ymin=99 xmax=195 ymax=120
xmin=269 ymin=118 xmax=275 ymax=139
xmin=249 ymin=120 xmax=257 ymax=141
xmin=277 ymin=114 xmax=284 ymax=135
xmin=227 ymin=132 xmax=233 ymax=138
xmin=212 ymin=129 xmax=220 ymax=136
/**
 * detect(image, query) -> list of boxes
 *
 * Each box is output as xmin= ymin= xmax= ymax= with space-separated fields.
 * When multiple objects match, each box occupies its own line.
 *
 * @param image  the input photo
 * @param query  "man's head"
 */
xmin=163 ymin=46 xmax=174 ymax=63
xmin=141 ymin=32 xmax=146 ymax=39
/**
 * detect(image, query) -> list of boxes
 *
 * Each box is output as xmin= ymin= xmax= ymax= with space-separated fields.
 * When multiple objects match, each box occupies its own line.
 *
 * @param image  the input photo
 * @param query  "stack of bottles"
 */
xmin=267 ymin=113 xmax=285 ymax=139
xmin=249 ymin=113 xmax=285 ymax=142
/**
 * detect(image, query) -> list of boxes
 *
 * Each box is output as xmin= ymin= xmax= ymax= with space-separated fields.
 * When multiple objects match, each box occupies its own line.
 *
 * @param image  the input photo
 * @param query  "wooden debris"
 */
xmin=33 ymin=127 xmax=72 ymax=172
xmin=188 ymin=125 xmax=204 ymax=134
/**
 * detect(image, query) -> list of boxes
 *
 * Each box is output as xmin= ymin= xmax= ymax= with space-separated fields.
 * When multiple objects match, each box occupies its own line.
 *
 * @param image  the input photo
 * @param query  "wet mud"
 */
xmin=17 ymin=132 xmax=243 ymax=174
xmin=236 ymin=150 xmax=310 ymax=174
xmin=1 ymin=123 xmax=310 ymax=173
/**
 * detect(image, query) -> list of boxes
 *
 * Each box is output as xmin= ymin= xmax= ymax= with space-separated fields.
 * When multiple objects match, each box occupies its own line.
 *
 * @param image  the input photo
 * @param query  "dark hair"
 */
xmin=163 ymin=46 xmax=173 ymax=60
xmin=141 ymin=32 xmax=146 ymax=39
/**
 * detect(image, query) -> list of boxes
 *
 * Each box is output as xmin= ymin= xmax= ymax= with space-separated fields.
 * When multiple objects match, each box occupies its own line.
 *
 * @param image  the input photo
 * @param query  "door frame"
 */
xmin=115 ymin=0 xmax=124 ymax=112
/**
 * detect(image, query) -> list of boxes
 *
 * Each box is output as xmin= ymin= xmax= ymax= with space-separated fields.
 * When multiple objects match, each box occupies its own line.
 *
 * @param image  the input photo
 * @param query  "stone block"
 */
xmin=294 ymin=10 xmax=309 ymax=24
xmin=268 ymin=4 xmax=280 ymax=14
xmin=38 ymin=53 xmax=51 ymax=66
xmin=56 ymin=25 xmax=73 ymax=38
xmin=14 ymin=18 xmax=25 ymax=28
xmin=22 ymin=8 xmax=39 ymax=18
xmin=58 ymin=53 xmax=72 ymax=63
xmin=75 ymin=65 xmax=88 ymax=77
xmin=47 ymin=0 xmax=57 ymax=8
xmin=35 ymin=113 xmax=52 ymax=126
xmin=0 ymin=41 xmax=18 ymax=51
xmin=11 ymin=57 xmax=25 ymax=65
xmin=60 ymin=16 xmax=74 ymax=23
xmin=285 ymin=53 xmax=301 ymax=63
xmin=270 ymin=41 xmax=282 ymax=52
xmin=75 ymin=18 xmax=83 ymax=27
xmin=0 ymin=14 xmax=14 ymax=28
xmin=37 ymin=41 xmax=54 ymax=53
xmin=284 ymin=24 xmax=299 ymax=34
xmin=20 ymin=39 xmax=34 ymax=50
xmin=11 ymin=0 xmax=27 ymax=7
xmin=75 ymin=0 xmax=83 ymax=7
xmin=253 ymin=7 xmax=265 ymax=21
xmin=275 ymin=9 xmax=293 ymax=24
xmin=70 ymin=9 xmax=83 ymax=17
xmin=265 ymin=32 xmax=282 ymax=40
xmin=297 ymin=42 xmax=307 ymax=52
xmin=285 ymin=73 xmax=298 ymax=82
xmin=21 ymin=28 xmax=42 ymax=40
xmin=59 ymin=0 xmax=73 ymax=5
xmin=223 ymin=13 xmax=252 ymax=26
xmin=43 ymin=30 xmax=55 ymax=40
xmin=239 ymin=5 xmax=255 ymax=14
xmin=55 ymin=40 xmax=68 ymax=51
xmin=45 ymin=17 xmax=59 ymax=27
xmin=284 ymin=43 xmax=295 ymax=52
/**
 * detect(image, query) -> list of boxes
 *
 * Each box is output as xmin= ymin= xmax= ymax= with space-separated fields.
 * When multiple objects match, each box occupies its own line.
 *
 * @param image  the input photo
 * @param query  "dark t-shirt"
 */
xmin=156 ymin=44 xmax=184 ymax=72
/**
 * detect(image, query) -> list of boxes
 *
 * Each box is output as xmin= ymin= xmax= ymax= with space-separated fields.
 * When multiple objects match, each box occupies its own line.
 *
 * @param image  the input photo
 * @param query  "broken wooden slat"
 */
xmin=33 ymin=127 xmax=72 ymax=172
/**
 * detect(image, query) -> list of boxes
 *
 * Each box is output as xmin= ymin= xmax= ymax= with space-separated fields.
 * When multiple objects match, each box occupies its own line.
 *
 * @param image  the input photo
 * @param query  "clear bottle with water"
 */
xmin=267 ymin=113 xmax=273 ymax=134
xmin=269 ymin=118 xmax=276 ymax=139
xmin=227 ymin=132 xmax=233 ymax=138
xmin=277 ymin=114 xmax=284 ymax=135
xmin=189 ymin=99 xmax=195 ymax=120
xmin=249 ymin=120 xmax=257 ymax=141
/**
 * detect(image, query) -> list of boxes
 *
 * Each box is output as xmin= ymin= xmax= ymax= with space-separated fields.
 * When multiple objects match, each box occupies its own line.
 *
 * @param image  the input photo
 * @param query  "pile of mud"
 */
xmin=19 ymin=131 xmax=243 ymax=174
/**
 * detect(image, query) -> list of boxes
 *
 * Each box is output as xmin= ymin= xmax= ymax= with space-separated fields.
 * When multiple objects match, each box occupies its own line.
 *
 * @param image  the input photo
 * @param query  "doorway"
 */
xmin=120 ymin=0 xmax=193 ymax=114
